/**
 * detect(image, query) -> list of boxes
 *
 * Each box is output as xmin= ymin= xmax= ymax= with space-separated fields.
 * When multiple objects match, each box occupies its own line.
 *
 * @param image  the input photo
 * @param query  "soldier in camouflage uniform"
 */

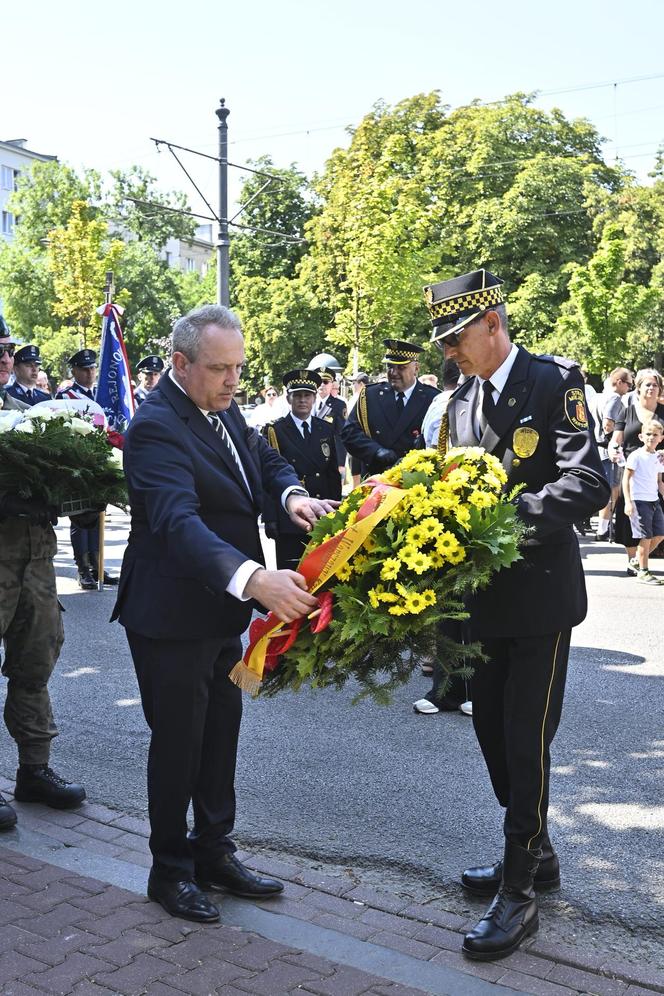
xmin=0 ymin=323 xmax=86 ymax=829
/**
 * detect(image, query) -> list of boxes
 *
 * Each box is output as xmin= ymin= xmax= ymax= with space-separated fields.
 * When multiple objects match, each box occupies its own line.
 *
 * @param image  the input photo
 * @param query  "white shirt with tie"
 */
xmin=473 ymin=343 xmax=519 ymax=440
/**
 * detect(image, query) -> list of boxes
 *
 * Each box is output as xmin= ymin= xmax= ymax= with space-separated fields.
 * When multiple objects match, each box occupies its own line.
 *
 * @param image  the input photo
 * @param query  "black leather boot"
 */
xmin=14 ymin=766 xmax=86 ymax=809
xmin=462 ymin=832 xmax=560 ymax=895
xmin=76 ymin=553 xmax=96 ymax=590
xmin=0 ymin=793 xmax=17 ymax=831
xmin=462 ymin=841 xmax=540 ymax=961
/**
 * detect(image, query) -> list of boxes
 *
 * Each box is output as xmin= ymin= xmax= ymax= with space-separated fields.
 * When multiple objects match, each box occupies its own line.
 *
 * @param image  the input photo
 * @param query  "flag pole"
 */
xmin=97 ymin=270 xmax=114 ymax=592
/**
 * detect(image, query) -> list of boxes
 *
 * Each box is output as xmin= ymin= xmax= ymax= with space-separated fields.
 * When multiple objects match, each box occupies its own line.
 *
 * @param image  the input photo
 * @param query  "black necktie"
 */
xmin=302 ymin=421 xmax=310 ymax=440
xmin=479 ymin=380 xmax=495 ymax=436
xmin=395 ymin=391 xmax=405 ymax=414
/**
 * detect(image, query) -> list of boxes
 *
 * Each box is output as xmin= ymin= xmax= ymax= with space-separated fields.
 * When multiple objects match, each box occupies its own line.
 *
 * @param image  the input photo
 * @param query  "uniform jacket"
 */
xmin=56 ymin=382 xmax=96 ymax=402
xmin=342 ymin=381 xmax=440 ymax=473
xmin=5 ymin=383 xmax=50 ymax=407
xmin=111 ymin=373 xmax=301 ymax=640
xmin=134 ymin=386 xmax=149 ymax=407
xmin=262 ymin=414 xmax=342 ymax=537
xmin=447 ymin=346 xmax=610 ymax=638
xmin=314 ymin=394 xmax=347 ymax=464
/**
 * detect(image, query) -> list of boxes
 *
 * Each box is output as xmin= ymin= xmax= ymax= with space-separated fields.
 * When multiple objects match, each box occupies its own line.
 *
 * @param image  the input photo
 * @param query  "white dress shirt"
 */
xmin=474 ymin=343 xmax=519 ymax=438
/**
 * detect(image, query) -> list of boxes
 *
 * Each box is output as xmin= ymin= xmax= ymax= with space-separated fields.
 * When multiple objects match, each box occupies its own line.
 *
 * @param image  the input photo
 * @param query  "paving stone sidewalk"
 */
xmin=0 ymin=776 xmax=663 ymax=996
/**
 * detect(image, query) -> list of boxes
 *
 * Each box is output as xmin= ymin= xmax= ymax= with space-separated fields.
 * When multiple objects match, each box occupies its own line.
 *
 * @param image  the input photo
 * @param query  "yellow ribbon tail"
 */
xmin=229 ymin=659 xmax=264 ymax=696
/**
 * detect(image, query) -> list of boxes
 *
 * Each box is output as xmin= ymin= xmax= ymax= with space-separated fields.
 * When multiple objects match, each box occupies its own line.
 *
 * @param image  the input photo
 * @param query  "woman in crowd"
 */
xmin=248 ymin=385 xmax=284 ymax=429
xmin=611 ymin=367 xmax=664 ymax=572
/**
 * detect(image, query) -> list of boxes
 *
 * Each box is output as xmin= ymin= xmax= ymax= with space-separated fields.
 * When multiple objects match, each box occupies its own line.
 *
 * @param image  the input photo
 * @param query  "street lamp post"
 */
xmin=215 ymin=99 xmax=230 ymax=307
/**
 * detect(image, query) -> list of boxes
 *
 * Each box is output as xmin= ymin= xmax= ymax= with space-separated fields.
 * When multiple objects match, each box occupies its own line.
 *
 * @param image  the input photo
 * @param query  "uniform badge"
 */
xmin=324 ymin=415 xmax=334 ymax=424
xmin=321 ymin=441 xmax=331 ymax=458
xmin=564 ymin=388 xmax=589 ymax=431
xmin=512 ymin=426 xmax=539 ymax=458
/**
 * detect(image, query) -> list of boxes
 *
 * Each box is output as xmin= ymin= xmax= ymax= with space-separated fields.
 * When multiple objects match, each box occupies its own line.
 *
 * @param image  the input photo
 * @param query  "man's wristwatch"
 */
xmin=288 ymin=488 xmax=309 ymax=499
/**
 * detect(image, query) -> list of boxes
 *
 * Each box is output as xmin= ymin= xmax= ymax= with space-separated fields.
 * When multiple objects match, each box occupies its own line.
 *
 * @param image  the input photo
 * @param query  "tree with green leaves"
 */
xmin=107 ymin=166 xmax=196 ymax=250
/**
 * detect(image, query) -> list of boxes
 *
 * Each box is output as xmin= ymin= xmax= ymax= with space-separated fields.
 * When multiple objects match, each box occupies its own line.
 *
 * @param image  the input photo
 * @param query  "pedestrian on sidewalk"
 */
xmin=622 ymin=417 xmax=664 ymax=585
xmin=112 ymin=304 xmax=338 ymax=924
xmin=423 ymin=268 xmax=609 ymax=962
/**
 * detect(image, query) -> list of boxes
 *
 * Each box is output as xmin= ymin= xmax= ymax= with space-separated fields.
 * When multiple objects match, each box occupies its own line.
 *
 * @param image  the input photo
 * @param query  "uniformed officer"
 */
xmin=342 ymin=339 xmax=439 ymax=475
xmin=424 ymin=269 xmax=609 ymax=961
xmin=309 ymin=365 xmax=347 ymax=475
xmin=5 ymin=344 xmax=51 ymax=409
xmin=56 ymin=350 xmax=116 ymax=589
xmin=134 ymin=354 xmax=165 ymax=406
xmin=56 ymin=348 xmax=97 ymax=402
xmin=263 ymin=369 xmax=342 ymax=569
xmin=0 ymin=317 xmax=21 ymax=410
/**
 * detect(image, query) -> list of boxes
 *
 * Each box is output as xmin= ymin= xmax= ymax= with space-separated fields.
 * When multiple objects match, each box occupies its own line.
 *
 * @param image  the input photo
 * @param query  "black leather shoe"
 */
xmin=14 ymin=766 xmax=86 ymax=809
xmin=0 ymin=793 xmax=17 ymax=831
xmin=461 ymin=851 xmax=560 ymax=895
xmin=196 ymin=853 xmax=284 ymax=897
xmin=462 ymin=842 xmax=540 ymax=961
xmin=147 ymin=873 xmax=219 ymax=922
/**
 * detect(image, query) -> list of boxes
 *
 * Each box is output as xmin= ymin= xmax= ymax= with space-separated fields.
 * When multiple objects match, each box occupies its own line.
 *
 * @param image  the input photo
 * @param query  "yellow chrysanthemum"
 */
xmin=435 ymin=532 xmax=462 ymax=560
xmin=388 ymin=603 xmax=409 ymax=616
xmin=482 ymin=471 xmax=504 ymax=491
xmin=447 ymin=545 xmax=466 ymax=565
xmin=380 ymin=558 xmax=401 ymax=580
xmin=455 ymin=506 xmax=471 ymax=529
xmin=421 ymin=589 xmax=436 ymax=606
xmin=445 ymin=468 xmax=471 ymax=490
xmin=418 ymin=517 xmax=443 ymax=540
xmin=401 ymin=549 xmax=433 ymax=575
xmin=336 ymin=562 xmax=353 ymax=581
xmin=381 ymin=467 xmax=402 ymax=485
xmin=468 ymin=490 xmax=493 ymax=509
xmin=346 ymin=509 xmax=358 ymax=527
xmin=352 ymin=553 xmax=371 ymax=573
xmin=405 ymin=525 xmax=427 ymax=546
xmin=429 ymin=549 xmax=445 ymax=568
xmin=363 ymin=533 xmax=379 ymax=553
xmin=404 ymin=592 xmax=428 ymax=614
xmin=397 ymin=544 xmax=420 ymax=563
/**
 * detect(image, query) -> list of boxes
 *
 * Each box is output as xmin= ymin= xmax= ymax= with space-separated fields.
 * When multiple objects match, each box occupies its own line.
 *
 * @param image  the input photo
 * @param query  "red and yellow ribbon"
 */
xmin=229 ymin=481 xmax=407 ymax=694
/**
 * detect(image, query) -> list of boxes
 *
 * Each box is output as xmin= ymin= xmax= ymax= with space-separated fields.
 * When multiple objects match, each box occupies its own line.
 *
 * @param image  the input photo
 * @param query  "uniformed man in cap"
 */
xmin=56 ymin=349 xmax=115 ymax=588
xmin=310 ymin=366 xmax=347 ymax=475
xmin=56 ymin=349 xmax=97 ymax=402
xmin=342 ymin=339 xmax=439 ymax=475
xmin=423 ymin=269 xmax=609 ymax=961
xmin=263 ymin=369 xmax=343 ymax=569
xmin=5 ymin=345 xmax=51 ymax=409
xmin=0 ymin=317 xmax=21 ymax=410
xmin=134 ymin=355 xmax=165 ymax=406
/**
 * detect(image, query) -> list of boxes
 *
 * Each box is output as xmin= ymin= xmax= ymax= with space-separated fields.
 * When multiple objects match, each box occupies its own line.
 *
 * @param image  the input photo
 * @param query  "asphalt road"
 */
xmin=1 ymin=508 xmax=663 ymax=965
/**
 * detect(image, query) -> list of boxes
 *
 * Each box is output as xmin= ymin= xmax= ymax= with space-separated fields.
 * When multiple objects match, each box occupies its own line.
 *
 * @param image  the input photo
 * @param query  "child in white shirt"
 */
xmin=623 ymin=418 xmax=664 ymax=585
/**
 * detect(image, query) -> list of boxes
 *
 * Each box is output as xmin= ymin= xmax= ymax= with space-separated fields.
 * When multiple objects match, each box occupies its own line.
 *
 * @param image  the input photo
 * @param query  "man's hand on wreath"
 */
xmin=286 ymin=494 xmax=340 ymax=532
xmin=244 ymin=568 xmax=319 ymax=623
xmin=0 ymin=494 xmax=58 ymax=526
xmin=373 ymin=447 xmax=398 ymax=469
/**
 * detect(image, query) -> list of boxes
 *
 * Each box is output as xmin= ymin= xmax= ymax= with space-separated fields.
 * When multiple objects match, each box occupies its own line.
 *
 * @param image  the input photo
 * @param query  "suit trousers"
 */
xmin=274 ymin=533 xmax=307 ymax=571
xmin=471 ymin=630 xmax=571 ymax=849
xmin=126 ymin=629 xmax=243 ymax=880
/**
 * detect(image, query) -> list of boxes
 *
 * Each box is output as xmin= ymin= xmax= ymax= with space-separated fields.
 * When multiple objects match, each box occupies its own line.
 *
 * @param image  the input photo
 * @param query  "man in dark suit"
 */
xmin=263 ymin=369 xmax=343 ymax=569
xmin=112 ymin=305 xmax=337 ymax=923
xmin=342 ymin=339 xmax=439 ymax=475
xmin=310 ymin=365 xmax=347 ymax=475
xmin=423 ymin=270 xmax=609 ymax=961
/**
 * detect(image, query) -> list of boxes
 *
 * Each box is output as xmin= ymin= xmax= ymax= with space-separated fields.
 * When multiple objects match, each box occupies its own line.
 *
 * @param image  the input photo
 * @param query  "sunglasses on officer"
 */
xmin=0 ymin=345 xmax=15 ymax=359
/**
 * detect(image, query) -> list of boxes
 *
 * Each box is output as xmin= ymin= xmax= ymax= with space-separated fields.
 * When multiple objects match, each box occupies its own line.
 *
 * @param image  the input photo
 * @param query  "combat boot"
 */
xmin=75 ymin=553 xmax=96 ymax=590
xmin=0 ymin=793 xmax=17 ymax=831
xmin=462 ymin=841 xmax=540 ymax=961
xmin=461 ymin=832 xmax=560 ymax=895
xmin=14 ymin=766 xmax=86 ymax=809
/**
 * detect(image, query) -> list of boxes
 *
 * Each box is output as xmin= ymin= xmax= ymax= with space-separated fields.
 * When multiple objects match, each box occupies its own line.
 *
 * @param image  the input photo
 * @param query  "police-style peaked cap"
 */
xmin=136 ymin=355 xmax=165 ymax=373
xmin=68 ymin=349 xmax=97 ymax=368
xmin=311 ymin=366 xmax=336 ymax=383
xmin=14 ymin=344 xmax=42 ymax=365
xmin=382 ymin=339 xmax=425 ymax=365
xmin=282 ymin=369 xmax=321 ymax=393
xmin=424 ymin=269 xmax=505 ymax=343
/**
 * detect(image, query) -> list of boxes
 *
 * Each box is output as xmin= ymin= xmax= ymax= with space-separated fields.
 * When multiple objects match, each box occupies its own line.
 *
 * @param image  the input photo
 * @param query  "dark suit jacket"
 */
xmin=342 ymin=381 xmax=440 ymax=474
xmin=111 ymin=373 xmax=301 ymax=640
xmin=262 ymin=414 xmax=342 ymax=537
xmin=448 ymin=347 xmax=610 ymax=639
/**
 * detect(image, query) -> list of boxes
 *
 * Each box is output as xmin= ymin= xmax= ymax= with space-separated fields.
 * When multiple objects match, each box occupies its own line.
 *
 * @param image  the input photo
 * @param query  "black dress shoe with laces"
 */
xmin=14 ymin=766 xmax=86 ymax=809
xmin=196 ymin=853 xmax=284 ymax=897
xmin=0 ymin=793 xmax=17 ymax=831
xmin=147 ymin=873 xmax=220 ymax=922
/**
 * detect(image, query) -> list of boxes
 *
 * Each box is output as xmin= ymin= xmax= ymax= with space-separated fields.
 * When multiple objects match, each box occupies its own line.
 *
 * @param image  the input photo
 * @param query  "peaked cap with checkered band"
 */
xmin=282 ymin=368 xmax=322 ymax=393
xmin=424 ymin=269 xmax=505 ymax=343
xmin=382 ymin=339 xmax=426 ymax=365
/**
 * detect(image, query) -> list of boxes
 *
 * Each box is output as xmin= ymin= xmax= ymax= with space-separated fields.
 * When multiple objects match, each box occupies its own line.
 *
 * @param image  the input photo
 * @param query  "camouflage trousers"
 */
xmin=0 ymin=518 xmax=63 ymax=765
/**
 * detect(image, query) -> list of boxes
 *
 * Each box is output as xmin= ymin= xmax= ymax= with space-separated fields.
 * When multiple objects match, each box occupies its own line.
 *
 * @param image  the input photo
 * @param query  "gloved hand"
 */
xmin=373 ymin=447 xmax=398 ymax=470
xmin=0 ymin=494 xmax=58 ymax=526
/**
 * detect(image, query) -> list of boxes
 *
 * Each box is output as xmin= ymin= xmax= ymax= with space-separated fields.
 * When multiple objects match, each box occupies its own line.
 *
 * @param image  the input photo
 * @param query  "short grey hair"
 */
xmin=172 ymin=304 xmax=243 ymax=360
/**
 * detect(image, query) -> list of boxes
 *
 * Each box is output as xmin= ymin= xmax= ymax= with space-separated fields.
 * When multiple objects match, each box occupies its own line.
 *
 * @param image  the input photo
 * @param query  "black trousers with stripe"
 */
xmin=471 ymin=630 xmax=571 ymax=849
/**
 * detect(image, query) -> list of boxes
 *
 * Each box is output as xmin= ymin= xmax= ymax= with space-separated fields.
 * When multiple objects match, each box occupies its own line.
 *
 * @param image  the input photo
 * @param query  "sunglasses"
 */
xmin=265 ymin=391 xmax=278 ymax=398
xmin=0 ymin=345 xmax=15 ymax=359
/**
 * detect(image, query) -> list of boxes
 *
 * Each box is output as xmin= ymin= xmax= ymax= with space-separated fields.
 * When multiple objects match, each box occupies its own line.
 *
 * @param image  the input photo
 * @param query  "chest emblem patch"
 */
xmin=565 ymin=388 xmax=589 ymax=431
xmin=321 ymin=441 xmax=331 ymax=458
xmin=512 ymin=426 xmax=539 ymax=458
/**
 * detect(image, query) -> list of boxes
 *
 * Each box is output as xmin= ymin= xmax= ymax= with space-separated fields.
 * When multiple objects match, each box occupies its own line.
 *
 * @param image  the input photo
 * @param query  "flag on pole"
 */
xmin=95 ymin=303 xmax=135 ymax=431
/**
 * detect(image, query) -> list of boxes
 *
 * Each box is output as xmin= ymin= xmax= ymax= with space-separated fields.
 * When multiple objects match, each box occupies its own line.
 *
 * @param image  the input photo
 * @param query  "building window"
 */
xmin=164 ymin=251 xmax=172 ymax=266
xmin=1 ymin=166 xmax=13 ymax=190
xmin=2 ymin=211 xmax=15 ymax=235
xmin=185 ymin=258 xmax=195 ymax=272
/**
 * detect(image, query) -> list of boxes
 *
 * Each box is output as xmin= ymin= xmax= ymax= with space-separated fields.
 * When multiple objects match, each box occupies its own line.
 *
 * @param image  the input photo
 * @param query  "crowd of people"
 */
xmin=0 ymin=268 xmax=662 ymax=964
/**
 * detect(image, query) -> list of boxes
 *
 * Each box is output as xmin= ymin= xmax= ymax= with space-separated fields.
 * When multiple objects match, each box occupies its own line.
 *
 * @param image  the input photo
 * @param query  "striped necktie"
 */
xmin=208 ymin=413 xmax=249 ymax=490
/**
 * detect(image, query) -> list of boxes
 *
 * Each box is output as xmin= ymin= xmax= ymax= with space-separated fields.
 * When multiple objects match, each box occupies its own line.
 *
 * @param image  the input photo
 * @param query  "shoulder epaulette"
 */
xmin=534 ymin=354 xmax=580 ymax=371
xmin=266 ymin=424 xmax=280 ymax=454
